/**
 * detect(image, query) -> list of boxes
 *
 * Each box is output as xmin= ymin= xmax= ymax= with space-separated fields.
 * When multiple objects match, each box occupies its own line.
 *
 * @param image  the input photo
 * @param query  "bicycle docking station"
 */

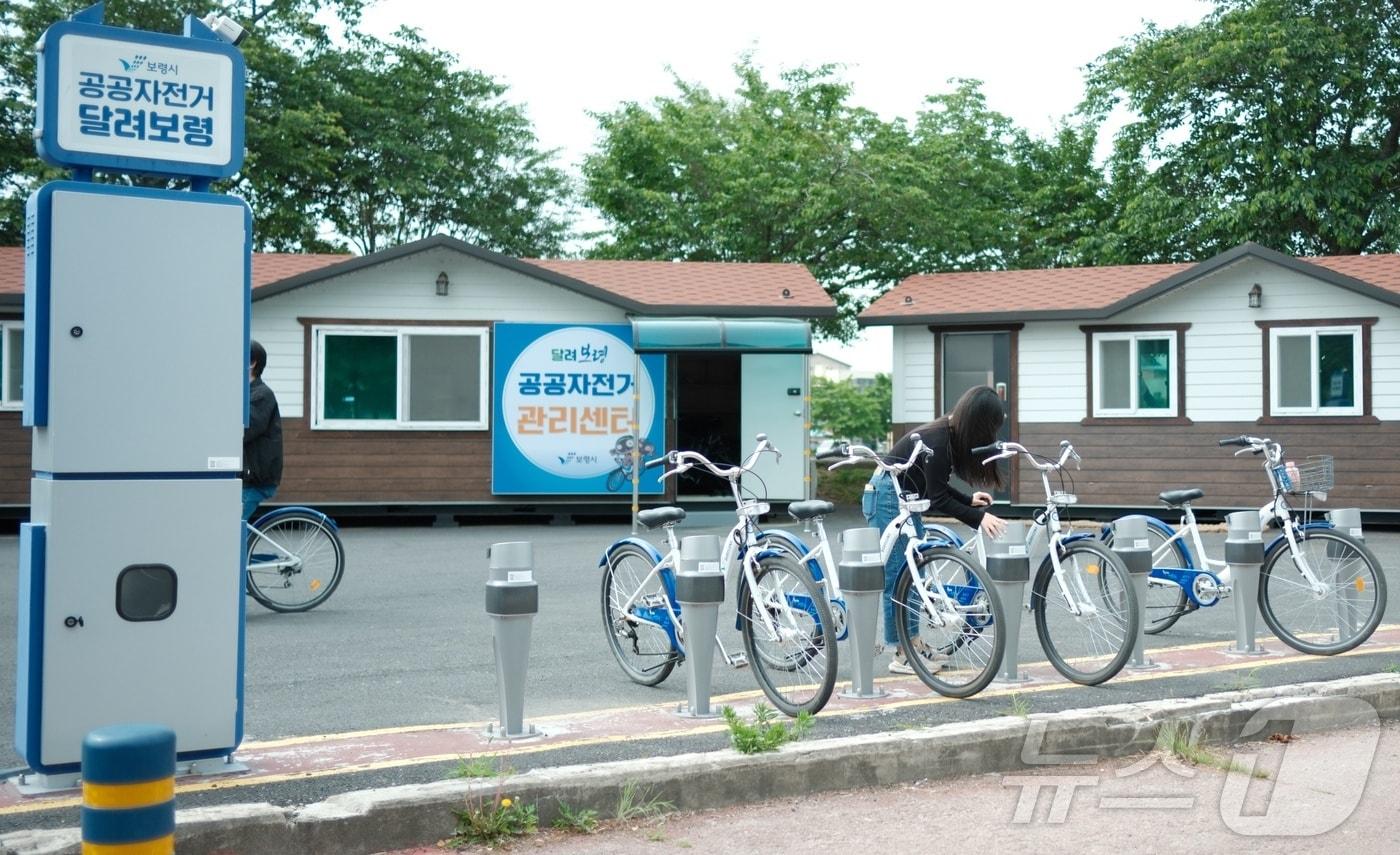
xmin=837 ymin=527 xmax=887 ymax=699
xmin=987 ymin=522 xmax=1034 ymax=685
xmin=485 ymin=542 xmax=542 ymax=740
xmin=1112 ymin=517 xmax=1167 ymax=671
xmin=1224 ymin=512 xmax=1270 ymax=656
xmin=675 ymin=535 xmax=725 ymax=718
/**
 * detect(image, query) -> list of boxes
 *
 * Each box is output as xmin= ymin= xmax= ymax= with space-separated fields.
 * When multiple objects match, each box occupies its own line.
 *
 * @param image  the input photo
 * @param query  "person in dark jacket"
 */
xmin=862 ymin=385 xmax=1006 ymax=673
xmin=242 ymin=340 xmax=283 ymax=520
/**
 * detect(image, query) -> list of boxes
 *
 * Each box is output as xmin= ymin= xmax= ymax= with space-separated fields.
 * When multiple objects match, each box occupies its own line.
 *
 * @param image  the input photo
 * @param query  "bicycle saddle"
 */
xmin=787 ymin=500 xmax=835 ymax=521
xmin=1158 ymin=488 xmax=1205 ymax=507
xmin=637 ymin=507 xmax=687 ymax=528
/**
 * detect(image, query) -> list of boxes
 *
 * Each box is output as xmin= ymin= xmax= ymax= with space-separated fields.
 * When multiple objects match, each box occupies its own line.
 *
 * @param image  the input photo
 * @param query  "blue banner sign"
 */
xmin=493 ymin=324 xmax=666 ymax=495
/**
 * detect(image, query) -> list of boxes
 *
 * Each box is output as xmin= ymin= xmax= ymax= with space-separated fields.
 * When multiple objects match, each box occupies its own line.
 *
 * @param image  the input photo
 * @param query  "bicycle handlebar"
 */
xmin=970 ymin=443 xmax=999 ymax=457
xmin=977 ymin=439 xmax=1080 ymax=471
xmin=655 ymin=435 xmax=780 ymax=482
xmin=1218 ymin=435 xmax=1248 ymax=447
xmin=825 ymin=434 xmax=929 ymax=474
xmin=1218 ymin=434 xmax=1282 ymax=461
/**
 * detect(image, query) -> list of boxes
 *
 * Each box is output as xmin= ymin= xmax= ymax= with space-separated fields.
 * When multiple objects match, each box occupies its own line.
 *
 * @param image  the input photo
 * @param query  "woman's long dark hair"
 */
xmin=940 ymin=385 xmax=1006 ymax=489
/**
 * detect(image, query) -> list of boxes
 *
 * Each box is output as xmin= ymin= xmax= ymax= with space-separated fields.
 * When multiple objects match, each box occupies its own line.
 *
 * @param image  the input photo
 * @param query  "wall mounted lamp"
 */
xmin=1248 ymin=282 xmax=1262 ymax=309
xmin=435 ymin=272 xmax=450 ymax=297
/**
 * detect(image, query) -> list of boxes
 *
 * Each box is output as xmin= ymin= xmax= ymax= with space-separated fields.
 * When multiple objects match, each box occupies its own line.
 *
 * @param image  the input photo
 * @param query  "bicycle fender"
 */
xmin=757 ymin=528 xmax=824 ymax=581
xmin=1265 ymin=521 xmax=1335 ymax=556
xmin=251 ymin=505 xmax=338 ymax=531
xmin=922 ymin=523 xmax=965 ymax=548
xmin=913 ymin=537 xmax=959 ymax=553
xmin=598 ymin=537 xmax=664 ymax=568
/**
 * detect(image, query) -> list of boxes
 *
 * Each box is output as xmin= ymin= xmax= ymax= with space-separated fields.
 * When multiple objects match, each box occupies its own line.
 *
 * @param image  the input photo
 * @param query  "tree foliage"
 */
xmin=0 ymin=1 xmax=571 ymax=254
xmin=1085 ymin=0 xmax=1400 ymax=259
xmin=810 ymin=374 xmax=890 ymax=447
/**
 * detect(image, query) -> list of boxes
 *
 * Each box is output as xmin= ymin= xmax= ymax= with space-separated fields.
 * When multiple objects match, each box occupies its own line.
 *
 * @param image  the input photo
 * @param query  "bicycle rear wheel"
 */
xmin=739 ymin=554 xmax=837 ymax=716
xmin=1259 ymin=529 xmax=1386 ymax=655
xmin=600 ymin=544 xmax=678 ymax=686
xmin=892 ymin=545 xmax=1005 ymax=698
xmin=1031 ymin=540 xmax=1138 ymax=685
xmin=1103 ymin=518 xmax=1194 ymax=634
xmin=246 ymin=512 xmax=345 ymax=613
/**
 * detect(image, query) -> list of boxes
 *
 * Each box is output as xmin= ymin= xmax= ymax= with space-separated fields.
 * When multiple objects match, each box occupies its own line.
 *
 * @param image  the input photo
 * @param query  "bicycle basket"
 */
xmin=1275 ymin=455 xmax=1334 ymax=494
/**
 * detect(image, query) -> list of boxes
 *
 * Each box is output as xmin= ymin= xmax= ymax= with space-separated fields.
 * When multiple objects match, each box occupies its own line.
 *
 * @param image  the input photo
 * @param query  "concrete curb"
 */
xmin=5 ymin=673 xmax=1399 ymax=855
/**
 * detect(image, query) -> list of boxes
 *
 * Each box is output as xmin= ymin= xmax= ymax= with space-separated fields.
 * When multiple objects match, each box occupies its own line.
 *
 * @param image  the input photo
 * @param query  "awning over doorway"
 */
xmin=630 ymin=317 xmax=812 ymax=353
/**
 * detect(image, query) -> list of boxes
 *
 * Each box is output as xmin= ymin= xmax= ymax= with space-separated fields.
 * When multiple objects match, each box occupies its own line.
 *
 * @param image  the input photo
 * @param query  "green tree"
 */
xmin=1085 ymin=0 xmax=1400 ymax=259
xmin=317 ymin=28 xmax=571 ymax=255
xmin=583 ymin=59 xmax=898 ymax=338
xmin=810 ymin=374 xmax=890 ymax=447
xmin=0 ymin=1 xmax=572 ymax=254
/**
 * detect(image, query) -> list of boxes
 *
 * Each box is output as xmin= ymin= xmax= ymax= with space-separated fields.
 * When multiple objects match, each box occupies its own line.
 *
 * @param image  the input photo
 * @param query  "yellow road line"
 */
xmin=5 ymin=641 xmax=1396 ymax=817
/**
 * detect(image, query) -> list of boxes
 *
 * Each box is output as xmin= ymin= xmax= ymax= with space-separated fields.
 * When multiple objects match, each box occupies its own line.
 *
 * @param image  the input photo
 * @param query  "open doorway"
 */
xmin=675 ymin=352 xmax=740 ymax=497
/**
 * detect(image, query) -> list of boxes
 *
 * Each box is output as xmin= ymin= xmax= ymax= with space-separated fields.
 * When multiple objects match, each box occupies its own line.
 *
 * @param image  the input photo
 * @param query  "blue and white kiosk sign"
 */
xmin=34 ymin=5 xmax=245 ymax=179
xmin=493 ymin=324 xmax=666 ymax=495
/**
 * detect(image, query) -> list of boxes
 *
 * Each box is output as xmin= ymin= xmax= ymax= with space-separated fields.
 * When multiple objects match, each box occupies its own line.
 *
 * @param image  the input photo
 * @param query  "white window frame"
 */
xmin=1269 ymin=325 xmax=1363 ymax=416
xmin=1091 ymin=331 xmax=1177 ymax=417
xmin=0 ymin=321 xmax=22 ymax=410
xmin=312 ymin=324 xmax=490 ymax=430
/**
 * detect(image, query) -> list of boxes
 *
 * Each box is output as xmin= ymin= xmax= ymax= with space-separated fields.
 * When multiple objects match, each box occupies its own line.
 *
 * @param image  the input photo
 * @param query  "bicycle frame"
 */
xmin=244 ymin=520 xmax=301 ymax=573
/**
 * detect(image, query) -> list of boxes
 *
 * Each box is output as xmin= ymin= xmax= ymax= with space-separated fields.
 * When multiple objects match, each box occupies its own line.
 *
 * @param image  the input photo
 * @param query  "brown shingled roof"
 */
xmin=861 ymin=245 xmax=1400 ymax=326
xmin=0 ymin=247 xmax=350 ymax=298
xmin=525 ymin=258 xmax=833 ymax=314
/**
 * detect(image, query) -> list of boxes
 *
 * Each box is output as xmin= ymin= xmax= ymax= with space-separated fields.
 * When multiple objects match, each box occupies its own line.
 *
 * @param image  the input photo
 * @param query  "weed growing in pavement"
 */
xmin=1159 ymin=721 xmax=1268 ymax=779
xmin=1383 ymin=663 xmax=1400 ymax=674
xmin=1215 ymin=667 xmax=1262 ymax=692
xmin=721 ymin=703 xmax=813 ymax=754
xmin=615 ymin=781 xmax=674 ymax=822
xmin=998 ymin=693 xmax=1031 ymax=717
xmin=552 ymin=800 xmax=600 ymax=834
xmin=448 ymin=793 xmax=538 ymax=846
xmin=447 ymin=754 xmax=512 ymax=779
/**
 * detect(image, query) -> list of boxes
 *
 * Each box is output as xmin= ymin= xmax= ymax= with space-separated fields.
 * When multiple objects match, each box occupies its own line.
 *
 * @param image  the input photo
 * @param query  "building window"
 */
xmin=1 ymin=322 xmax=23 ymax=409
xmin=1269 ymin=326 xmax=1362 ymax=416
xmin=1091 ymin=331 xmax=1176 ymax=416
xmin=313 ymin=326 xmax=489 ymax=430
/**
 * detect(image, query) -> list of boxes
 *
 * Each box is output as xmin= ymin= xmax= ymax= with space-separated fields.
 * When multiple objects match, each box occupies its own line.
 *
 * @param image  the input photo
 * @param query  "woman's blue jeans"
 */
xmin=861 ymin=472 xmax=924 ymax=646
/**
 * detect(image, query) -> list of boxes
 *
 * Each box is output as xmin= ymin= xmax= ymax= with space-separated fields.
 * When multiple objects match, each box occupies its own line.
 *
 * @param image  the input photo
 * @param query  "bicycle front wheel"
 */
xmin=739 ymin=554 xmax=837 ymax=716
xmin=892 ymin=545 xmax=1005 ymax=698
xmin=245 ymin=512 xmax=345 ymax=613
xmin=1259 ymin=529 xmax=1386 ymax=655
xmin=1032 ymin=540 xmax=1138 ymax=685
xmin=600 ymin=544 xmax=678 ymax=686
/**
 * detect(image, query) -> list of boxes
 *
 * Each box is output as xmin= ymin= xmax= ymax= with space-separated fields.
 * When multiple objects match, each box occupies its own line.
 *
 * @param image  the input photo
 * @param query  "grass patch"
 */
xmin=1214 ymin=667 xmax=1262 ymax=692
xmin=552 ymin=800 xmax=600 ymax=834
xmin=1159 ymin=721 xmax=1269 ymax=779
xmin=448 ymin=793 xmax=537 ymax=846
xmin=999 ymin=693 xmax=1031 ymax=717
xmin=615 ymin=781 xmax=674 ymax=823
xmin=722 ymin=703 xmax=813 ymax=754
xmin=1382 ymin=663 xmax=1400 ymax=674
xmin=447 ymin=754 xmax=512 ymax=779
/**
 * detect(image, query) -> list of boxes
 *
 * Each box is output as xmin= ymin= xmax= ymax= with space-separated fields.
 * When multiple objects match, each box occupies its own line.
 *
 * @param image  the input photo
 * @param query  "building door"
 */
xmin=675 ymin=353 xmax=741 ymax=498
xmin=941 ymin=331 xmax=1012 ymax=502
xmin=740 ymin=353 xmax=807 ymax=501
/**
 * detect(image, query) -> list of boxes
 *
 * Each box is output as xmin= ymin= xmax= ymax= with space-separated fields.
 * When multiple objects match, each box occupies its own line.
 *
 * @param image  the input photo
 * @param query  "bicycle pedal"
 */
xmin=727 ymin=653 xmax=749 ymax=669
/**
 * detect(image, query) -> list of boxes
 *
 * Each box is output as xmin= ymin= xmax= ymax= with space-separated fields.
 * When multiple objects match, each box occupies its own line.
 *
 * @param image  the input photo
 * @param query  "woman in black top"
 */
xmin=861 ymin=385 xmax=1006 ymax=673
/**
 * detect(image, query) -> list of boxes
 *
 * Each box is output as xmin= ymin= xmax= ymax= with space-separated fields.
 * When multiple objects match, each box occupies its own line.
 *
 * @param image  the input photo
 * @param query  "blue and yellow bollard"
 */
xmin=81 ymin=725 xmax=176 ymax=854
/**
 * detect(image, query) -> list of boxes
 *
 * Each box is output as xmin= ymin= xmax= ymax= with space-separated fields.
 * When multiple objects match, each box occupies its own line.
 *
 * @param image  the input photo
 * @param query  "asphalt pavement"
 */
xmin=1 ymin=510 xmax=1397 ymax=837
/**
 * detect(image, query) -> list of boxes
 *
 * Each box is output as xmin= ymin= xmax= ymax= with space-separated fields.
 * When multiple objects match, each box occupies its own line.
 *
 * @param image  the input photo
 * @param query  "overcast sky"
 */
xmin=356 ymin=0 xmax=1215 ymax=371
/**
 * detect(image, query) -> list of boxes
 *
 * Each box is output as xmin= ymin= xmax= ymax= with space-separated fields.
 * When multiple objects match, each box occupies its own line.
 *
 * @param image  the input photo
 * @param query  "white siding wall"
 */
xmin=252 ymin=248 xmax=628 ymax=418
xmin=892 ymin=325 xmax=935 ymax=423
xmin=1016 ymin=257 xmax=1400 ymax=423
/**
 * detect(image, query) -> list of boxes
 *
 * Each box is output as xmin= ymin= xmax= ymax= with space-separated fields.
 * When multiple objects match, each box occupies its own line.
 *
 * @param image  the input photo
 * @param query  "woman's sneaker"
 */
xmin=890 ymin=643 xmax=950 ymax=675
